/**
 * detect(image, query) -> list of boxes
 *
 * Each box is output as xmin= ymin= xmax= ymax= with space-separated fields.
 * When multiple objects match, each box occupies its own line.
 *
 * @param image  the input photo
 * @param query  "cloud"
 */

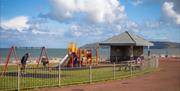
xmin=66 ymin=24 xmax=103 ymax=38
xmin=126 ymin=21 xmax=139 ymax=32
xmin=0 ymin=16 xmax=30 ymax=32
xmin=41 ymin=0 xmax=138 ymax=39
xmin=45 ymin=0 xmax=126 ymax=23
xmin=0 ymin=0 xmax=146 ymax=48
xmin=128 ymin=0 xmax=164 ymax=6
xmin=42 ymin=0 xmax=141 ymax=38
xmin=131 ymin=0 xmax=143 ymax=6
xmin=170 ymin=0 xmax=180 ymax=13
xmin=145 ymin=21 xmax=161 ymax=29
xmin=162 ymin=1 xmax=180 ymax=25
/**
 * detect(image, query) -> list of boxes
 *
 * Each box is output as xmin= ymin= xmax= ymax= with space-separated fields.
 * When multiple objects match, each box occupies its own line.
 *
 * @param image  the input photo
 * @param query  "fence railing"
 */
xmin=0 ymin=57 xmax=159 ymax=91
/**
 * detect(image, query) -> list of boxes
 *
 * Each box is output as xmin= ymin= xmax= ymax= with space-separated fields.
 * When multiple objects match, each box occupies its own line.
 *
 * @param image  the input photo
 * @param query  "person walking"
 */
xmin=20 ymin=53 xmax=30 ymax=73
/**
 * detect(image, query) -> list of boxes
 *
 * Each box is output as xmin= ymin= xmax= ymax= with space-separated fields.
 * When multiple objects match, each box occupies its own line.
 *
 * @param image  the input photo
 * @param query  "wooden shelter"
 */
xmin=99 ymin=31 xmax=153 ymax=63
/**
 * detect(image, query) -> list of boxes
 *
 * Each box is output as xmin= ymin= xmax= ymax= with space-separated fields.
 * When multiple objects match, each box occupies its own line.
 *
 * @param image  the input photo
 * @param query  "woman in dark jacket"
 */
xmin=21 ymin=53 xmax=30 ymax=73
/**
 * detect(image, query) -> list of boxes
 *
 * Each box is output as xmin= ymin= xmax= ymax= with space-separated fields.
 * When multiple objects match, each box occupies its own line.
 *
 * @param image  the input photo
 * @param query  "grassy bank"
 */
xmin=0 ymin=64 xmax=158 ymax=91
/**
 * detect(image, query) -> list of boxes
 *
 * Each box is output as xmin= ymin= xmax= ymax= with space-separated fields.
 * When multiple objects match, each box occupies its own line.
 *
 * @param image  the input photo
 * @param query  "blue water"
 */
xmin=143 ymin=48 xmax=180 ymax=56
xmin=0 ymin=48 xmax=67 ymax=58
xmin=0 ymin=48 xmax=110 ymax=62
xmin=0 ymin=47 xmax=179 ymax=62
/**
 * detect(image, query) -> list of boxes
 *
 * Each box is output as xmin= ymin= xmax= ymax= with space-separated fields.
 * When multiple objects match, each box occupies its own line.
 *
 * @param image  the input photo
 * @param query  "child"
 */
xmin=41 ymin=56 xmax=49 ymax=67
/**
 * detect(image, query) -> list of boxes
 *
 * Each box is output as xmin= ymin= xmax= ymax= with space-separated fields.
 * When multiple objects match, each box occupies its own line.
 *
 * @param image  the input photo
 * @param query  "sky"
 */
xmin=0 ymin=0 xmax=180 ymax=48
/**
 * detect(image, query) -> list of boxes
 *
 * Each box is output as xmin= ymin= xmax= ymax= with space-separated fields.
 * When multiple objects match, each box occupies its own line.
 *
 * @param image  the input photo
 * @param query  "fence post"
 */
xmin=113 ymin=62 xmax=116 ymax=80
xmin=156 ymin=57 xmax=159 ymax=68
xmin=113 ymin=62 xmax=115 ymax=80
xmin=17 ymin=64 xmax=20 ymax=91
xmin=58 ymin=63 xmax=61 ymax=87
xmin=130 ymin=61 xmax=132 ymax=77
xmin=89 ymin=65 xmax=92 ymax=83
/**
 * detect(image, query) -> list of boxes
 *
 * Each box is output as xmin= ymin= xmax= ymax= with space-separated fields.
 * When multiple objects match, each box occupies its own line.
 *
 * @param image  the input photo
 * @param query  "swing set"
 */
xmin=0 ymin=46 xmax=51 ymax=77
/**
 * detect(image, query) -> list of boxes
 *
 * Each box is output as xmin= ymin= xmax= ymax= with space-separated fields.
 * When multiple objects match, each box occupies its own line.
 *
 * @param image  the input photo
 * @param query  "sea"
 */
xmin=0 ymin=48 xmax=179 ymax=63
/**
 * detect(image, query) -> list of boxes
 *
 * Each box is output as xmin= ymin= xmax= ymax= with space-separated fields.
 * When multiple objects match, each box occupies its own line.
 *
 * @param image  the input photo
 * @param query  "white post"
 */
xmin=89 ymin=65 xmax=92 ymax=83
xmin=58 ymin=63 xmax=61 ymax=87
xmin=17 ymin=64 xmax=20 ymax=91
xmin=130 ymin=45 xmax=134 ymax=60
xmin=130 ymin=61 xmax=132 ymax=77
xmin=130 ymin=46 xmax=133 ymax=77
xmin=156 ymin=57 xmax=159 ymax=68
xmin=113 ymin=62 xmax=115 ymax=80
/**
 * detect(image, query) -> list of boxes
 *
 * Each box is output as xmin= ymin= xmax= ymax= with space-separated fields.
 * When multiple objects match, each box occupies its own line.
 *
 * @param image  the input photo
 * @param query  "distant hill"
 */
xmin=80 ymin=43 xmax=99 ymax=48
xmin=150 ymin=41 xmax=180 ymax=49
xmin=81 ymin=41 xmax=180 ymax=49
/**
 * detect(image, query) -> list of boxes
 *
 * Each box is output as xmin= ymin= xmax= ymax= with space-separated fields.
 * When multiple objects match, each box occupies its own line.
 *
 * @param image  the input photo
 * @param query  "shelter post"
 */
xmin=130 ymin=45 xmax=134 ymax=60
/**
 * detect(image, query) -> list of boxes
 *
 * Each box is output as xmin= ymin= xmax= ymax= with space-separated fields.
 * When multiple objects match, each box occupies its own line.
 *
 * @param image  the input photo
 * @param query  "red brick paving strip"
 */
xmin=34 ymin=58 xmax=180 ymax=91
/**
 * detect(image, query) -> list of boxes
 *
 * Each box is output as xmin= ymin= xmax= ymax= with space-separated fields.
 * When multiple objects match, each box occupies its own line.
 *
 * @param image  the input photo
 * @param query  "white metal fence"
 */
xmin=0 ymin=57 xmax=159 ymax=91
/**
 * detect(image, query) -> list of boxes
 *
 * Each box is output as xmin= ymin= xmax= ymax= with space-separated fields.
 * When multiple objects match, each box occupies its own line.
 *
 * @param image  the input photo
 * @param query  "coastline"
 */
xmin=0 ymin=55 xmax=179 ymax=66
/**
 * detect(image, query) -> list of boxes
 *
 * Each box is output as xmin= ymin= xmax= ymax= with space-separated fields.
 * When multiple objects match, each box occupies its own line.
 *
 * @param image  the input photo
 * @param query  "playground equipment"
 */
xmin=96 ymin=47 xmax=99 ymax=64
xmin=81 ymin=47 xmax=99 ymax=66
xmin=67 ymin=42 xmax=81 ymax=67
xmin=36 ymin=47 xmax=51 ymax=69
xmin=1 ymin=46 xmax=19 ymax=77
xmin=84 ymin=48 xmax=92 ymax=65
xmin=59 ymin=42 xmax=99 ymax=68
xmin=0 ymin=46 xmax=51 ymax=77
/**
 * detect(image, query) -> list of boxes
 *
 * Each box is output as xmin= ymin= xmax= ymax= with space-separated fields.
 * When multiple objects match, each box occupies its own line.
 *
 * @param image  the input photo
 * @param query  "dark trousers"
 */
xmin=21 ymin=64 xmax=26 ymax=72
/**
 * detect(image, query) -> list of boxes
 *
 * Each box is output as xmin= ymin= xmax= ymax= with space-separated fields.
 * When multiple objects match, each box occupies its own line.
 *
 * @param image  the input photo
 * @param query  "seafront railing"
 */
xmin=0 ymin=57 xmax=159 ymax=91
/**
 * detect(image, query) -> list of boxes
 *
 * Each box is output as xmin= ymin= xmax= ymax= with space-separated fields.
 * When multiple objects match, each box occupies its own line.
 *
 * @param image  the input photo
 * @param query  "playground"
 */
xmin=0 ymin=42 xmax=159 ymax=91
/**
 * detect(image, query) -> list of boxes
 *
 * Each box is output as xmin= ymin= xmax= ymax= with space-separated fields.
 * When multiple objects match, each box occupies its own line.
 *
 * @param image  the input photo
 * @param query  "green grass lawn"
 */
xmin=0 ymin=64 xmax=157 ymax=91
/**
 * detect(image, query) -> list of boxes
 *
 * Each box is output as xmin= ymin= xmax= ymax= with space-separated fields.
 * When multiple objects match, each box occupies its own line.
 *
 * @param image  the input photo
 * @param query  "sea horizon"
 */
xmin=0 ymin=48 xmax=179 ymax=62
